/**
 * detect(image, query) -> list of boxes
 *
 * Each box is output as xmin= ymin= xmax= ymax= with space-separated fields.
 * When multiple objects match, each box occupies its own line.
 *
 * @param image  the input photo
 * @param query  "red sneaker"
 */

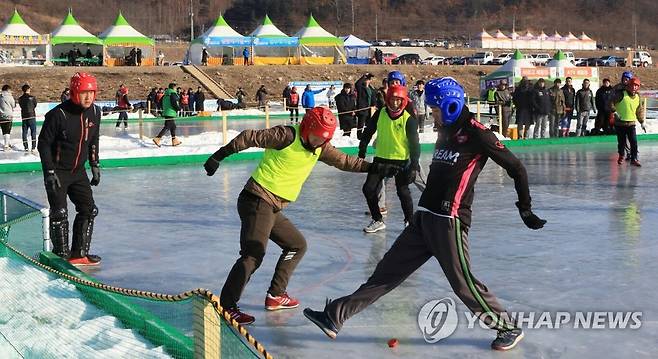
xmin=617 ymin=155 xmax=624 ymax=165
xmin=68 ymin=255 xmax=101 ymax=267
xmin=225 ymin=307 xmax=255 ymax=325
xmin=265 ymin=292 xmax=299 ymax=311
xmin=631 ymin=160 xmax=642 ymax=167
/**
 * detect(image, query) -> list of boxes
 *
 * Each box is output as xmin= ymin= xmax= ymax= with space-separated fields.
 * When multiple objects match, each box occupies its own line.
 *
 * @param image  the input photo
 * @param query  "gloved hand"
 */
xmin=404 ymin=162 xmax=420 ymax=185
xmin=45 ymin=170 xmax=61 ymax=193
xmin=358 ymin=150 xmax=366 ymax=159
xmin=90 ymin=165 xmax=101 ymax=186
xmin=516 ymin=202 xmax=546 ymax=230
xmin=368 ymin=162 xmax=400 ymax=178
xmin=204 ymin=148 xmax=229 ymax=176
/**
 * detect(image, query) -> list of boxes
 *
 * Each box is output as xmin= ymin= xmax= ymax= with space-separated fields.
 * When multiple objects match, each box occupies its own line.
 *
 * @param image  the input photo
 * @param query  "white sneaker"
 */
xmin=364 ymin=220 xmax=386 ymax=233
xmin=3 ymin=145 xmax=11 ymax=151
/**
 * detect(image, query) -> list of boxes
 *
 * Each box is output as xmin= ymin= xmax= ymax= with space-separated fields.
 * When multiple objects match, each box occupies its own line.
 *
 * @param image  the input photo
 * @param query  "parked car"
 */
xmin=563 ymin=51 xmax=575 ymax=63
xmin=392 ymin=53 xmax=422 ymax=64
xmin=492 ymin=53 xmax=513 ymax=65
xmin=573 ymin=58 xmax=588 ymax=66
xmin=422 ymin=56 xmax=447 ymax=65
xmin=448 ymin=56 xmax=466 ymax=65
xmin=467 ymin=51 xmax=494 ymax=65
xmin=597 ymin=55 xmax=621 ymax=67
xmin=400 ymin=38 xmax=411 ymax=46
xmin=532 ymin=53 xmax=551 ymax=66
xmin=632 ymin=51 xmax=653 ymax=67
xmin=382 ymin=52 xmax=398 ymax=65
xmin=424 ymin=40 xmax=436 ymax=47
xmin=584 ymin=57 xmax=599 ymax=66
xmin=385 ymin=40 xmax=398 ymax=47
xmin=373 ymin=40 xmax=387 ymax=46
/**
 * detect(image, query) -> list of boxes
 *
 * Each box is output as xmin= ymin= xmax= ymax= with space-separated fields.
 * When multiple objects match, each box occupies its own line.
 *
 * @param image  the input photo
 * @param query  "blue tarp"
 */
xmin=253 ymin=37 xmax=299 ymax=47
xmin=205 ymin=36 xmax=253 ymax=47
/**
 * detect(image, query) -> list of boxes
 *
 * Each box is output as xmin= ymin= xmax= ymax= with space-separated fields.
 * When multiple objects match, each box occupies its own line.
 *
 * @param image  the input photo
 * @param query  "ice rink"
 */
xmin=2 ymin=141 xmax=658 ymax=358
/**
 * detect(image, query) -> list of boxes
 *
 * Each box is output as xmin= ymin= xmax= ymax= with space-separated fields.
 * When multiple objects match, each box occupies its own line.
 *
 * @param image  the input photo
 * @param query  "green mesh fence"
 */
xmin=0 ymin=190 xmax=273 ymax=359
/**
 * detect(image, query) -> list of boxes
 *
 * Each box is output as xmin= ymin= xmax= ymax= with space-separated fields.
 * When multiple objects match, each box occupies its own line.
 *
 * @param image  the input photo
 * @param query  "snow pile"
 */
xmin=0 ymin=256 xmax=172 ymax=358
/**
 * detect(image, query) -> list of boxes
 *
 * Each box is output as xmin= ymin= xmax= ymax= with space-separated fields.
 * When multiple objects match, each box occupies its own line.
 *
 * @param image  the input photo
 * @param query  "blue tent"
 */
xmin=341 ymin=35 xmax=371 ymax=64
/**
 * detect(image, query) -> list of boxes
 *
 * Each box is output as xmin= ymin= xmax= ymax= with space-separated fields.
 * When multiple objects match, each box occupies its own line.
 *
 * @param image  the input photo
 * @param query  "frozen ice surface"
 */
xmin=1 ymin=141 xmax=658 ymax=358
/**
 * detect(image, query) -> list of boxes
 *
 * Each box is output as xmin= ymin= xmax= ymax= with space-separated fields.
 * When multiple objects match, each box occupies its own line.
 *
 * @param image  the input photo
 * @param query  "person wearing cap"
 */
xmin=304 ymin=77 xmax=546 ymax=352
xmin=38 ymin=72 xmax=103 ymax=266
xmin=548 ymin=79 xmax=566 ymax=138
xmin=610 ymin=77 xmax=644 ymax=166
xmin=203 ymin=107 xmax=399 ymax=325
xmin=354 ymin=73 xmax=376 ymax=139
xmin=153 ymin=82 xmax=182 ymax=147
xmin=494 ymin=80 xmax=513 ymax=136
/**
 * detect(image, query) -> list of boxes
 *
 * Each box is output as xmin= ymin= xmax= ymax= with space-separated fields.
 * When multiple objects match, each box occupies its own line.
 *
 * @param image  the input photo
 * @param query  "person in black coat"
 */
xmin=594 ymin=78 xmax=615 ymax=134
xmin=18 ymin=84 xmax=37 ymax=152
xmin=195 ymin=87 xmax=205 ymax=112
xmin=532 ymin=79 xmax=552 ymax=139
xmin=512 ymin=77 xmax=534 ymax=139
xmin=354 ymin=73 xmax=376 ymax=139
xmin=335 ymin=83 xmax=357 ymax=136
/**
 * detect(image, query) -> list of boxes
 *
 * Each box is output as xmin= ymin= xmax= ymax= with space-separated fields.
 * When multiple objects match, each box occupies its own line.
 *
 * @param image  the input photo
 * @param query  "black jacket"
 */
xmin=354 ymin=76 xmax=375 ymax=110
xmin=562 ymin=85 xmax=575 ymax=108
xmin=418 ymin=109 xmax=531 ymax=227
xmin=18 ymin=93 xmax=37 ymax=119
xmin=595 ymin=86 xmax=614 ymax=112
xmin=532 ymin=87 xmax=552 ymax=115
xmin=335 ymin=91 xmax=356 ymax=120
xmin=38 ymin=100 xmax=101 ymax=173
xmin=512 ymin=85 xmax=533 ymax=113
xmin=195 ymin=91 xmax=205 ymax=108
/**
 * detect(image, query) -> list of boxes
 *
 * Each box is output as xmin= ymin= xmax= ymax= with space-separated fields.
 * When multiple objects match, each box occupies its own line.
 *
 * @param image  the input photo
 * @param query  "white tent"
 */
xmin=546 ymin=50 xmax=575 ymax=67
xmin=0 ymin=9 xmax=49 ymax=64
xmin=250 ymin=15 xmax=298 ymax=65
xmin=341 ymin=34 xmax=371 ymax=64
xmin=50 ymin=10 xmax=103 ymax=66
xmin=99 ymin=12 xmax=155 ymax=66
xmin=294 ymin=15 xmax=345 ymax=65
xmin=188 ymin=14 xmax=250 ymax=65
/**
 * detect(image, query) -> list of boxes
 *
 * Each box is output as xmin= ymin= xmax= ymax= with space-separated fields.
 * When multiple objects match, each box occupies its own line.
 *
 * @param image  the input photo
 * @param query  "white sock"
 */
xmin=4 ymin=134 xmax=9 ymax=146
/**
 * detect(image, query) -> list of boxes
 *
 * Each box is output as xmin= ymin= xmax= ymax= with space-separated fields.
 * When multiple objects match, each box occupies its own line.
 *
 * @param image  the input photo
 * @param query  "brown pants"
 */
xmin=326 ymin=211 xmax=516 ymax=331
xmin=220 ymin=190 xmax=307 ymax=308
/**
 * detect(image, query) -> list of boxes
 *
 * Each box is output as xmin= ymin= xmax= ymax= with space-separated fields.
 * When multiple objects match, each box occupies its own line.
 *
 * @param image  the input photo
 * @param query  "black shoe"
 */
xmin=304 ymin=304 xmax=338 ymax=339
xmin=491 ymin=328 xmax=524 ymax=351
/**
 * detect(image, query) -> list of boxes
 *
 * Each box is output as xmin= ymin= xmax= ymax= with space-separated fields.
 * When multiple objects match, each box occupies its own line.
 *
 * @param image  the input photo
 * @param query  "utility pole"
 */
xmin=351 ymin=0 xmax=355 ymax=34
xmin=375 ymin=13 xmax=378 ymax=40
xmin=190 ymin=0 xmax=194 ymax=41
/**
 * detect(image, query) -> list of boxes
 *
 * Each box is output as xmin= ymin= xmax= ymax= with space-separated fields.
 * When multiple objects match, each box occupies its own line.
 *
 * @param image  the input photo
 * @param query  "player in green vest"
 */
xmin=610 ymin=77 xmax=645 ymax=167
xmin=203 ymin=107 xmax=400 ymax=325
xmin=358 ymin=85 xmax=421 ymax=233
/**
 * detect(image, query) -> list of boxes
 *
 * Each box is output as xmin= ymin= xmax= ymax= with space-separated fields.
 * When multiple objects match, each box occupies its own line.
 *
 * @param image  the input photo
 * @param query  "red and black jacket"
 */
xmin=37 ymin=100 xmax=101 ymax=173
xmin=418 ymin=109 xmax=531 ymax=227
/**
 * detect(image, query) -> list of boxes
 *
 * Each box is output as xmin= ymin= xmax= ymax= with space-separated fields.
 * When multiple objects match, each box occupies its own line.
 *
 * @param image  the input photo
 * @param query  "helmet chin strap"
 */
xmin=301 ymin=136 xmax=324 ymax=153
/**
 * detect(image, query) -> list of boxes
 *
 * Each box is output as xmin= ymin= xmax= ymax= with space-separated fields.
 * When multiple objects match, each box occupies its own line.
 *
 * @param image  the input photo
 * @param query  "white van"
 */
xmin=632 ymin=51 xmax=653 ymax=67
xmin=563 ymin=52 xmax=575 ymax=63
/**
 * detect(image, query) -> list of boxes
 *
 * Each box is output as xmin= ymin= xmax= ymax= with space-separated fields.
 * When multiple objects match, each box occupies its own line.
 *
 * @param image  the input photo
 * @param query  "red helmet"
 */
xmin=386 ymin=85 xmax=409 ymax=117
xmin=626 ymin=77 xmax=641 ymax=91
xmin=70 ymin=72 xmax=97 ymax=105
xmin=300 ymin=106 xmax=336 ymax=145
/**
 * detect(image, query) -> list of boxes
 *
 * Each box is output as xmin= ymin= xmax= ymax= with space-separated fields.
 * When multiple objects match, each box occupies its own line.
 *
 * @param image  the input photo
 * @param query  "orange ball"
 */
xmin=387 ymin=338 xmax=399 ymax=348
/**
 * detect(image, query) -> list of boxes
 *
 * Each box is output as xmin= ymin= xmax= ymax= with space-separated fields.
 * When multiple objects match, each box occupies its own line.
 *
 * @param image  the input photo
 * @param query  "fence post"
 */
xmin=283 ymin=97 xmax=287 ymax=112
xmin=147 ymin=100 xmax=151 ymax=116
xmin=138 ymin=109 xmax=144 ymax=141
xmin=476 ymin=101 xmax=481 ymax=122
xmin=498 ymin=105 xmax=503 ymax=135
xmin=193 ymin=296 xmax=221 ymax=359
xmin=222 ymin=112 xmax=228 ymax=145
xmin=265 ymin=104 xmax=270 ymax=129
xmin=643 ymin=98 xmax=648 ymax=123
xmin=41 ymin=208 xmax=50 ymax=252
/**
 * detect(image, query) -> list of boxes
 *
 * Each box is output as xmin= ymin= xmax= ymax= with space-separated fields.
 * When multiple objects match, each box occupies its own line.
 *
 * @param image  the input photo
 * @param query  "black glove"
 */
xmin=368 ymin=162 xmax=400 ymax=178
xmin=90 ymin=165 xmax=101 ymax=186
xmin=44 ymin=170 xmax=61 ymax=193
xmin=358 ymin=150 xmax=366 ymax=159
xmin=516 ymin=202 xmax=546 ymax=230
xmin=404 ymin=162 xmax=420 ymax=185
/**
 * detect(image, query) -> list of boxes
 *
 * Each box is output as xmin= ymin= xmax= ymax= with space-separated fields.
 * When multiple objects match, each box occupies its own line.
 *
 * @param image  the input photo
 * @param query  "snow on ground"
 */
xmin=0 ymin=256 xmax=172 ymax=359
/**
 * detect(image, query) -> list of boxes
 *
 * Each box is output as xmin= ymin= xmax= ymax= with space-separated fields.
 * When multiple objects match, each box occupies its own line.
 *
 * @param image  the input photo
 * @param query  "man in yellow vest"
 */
xmin=358 ymin=85 xmax=421 ymax=233
xmin=203 ymin=107 xmax=399 ymax=325
xmin=610 ymin=77 xmax=645 ymax=167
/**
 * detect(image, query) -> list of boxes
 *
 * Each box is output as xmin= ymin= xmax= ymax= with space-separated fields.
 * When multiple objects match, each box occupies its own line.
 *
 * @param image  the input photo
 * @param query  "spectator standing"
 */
xmin=288 ymin=86 xmax=300 ymax=123
xmin=512 ymin=77 xmax=534 ymax=139
xmin=326 ymin=85 xmax=337 ymax=109
xmin=235 ymin=87 xmax=247 ymax=107
xmin=18 ymin=84 xmax=37 ymax=152
xmin=335 ymin=83 xmax=357 ymax=136
xmin=256 ymin=85 xmax=269 ymax=109
xmin=242 ymin=47 xmax=250 ymax=66
xmin=354 ymin=73 xmax=376 ymax=139
xmin=147 ymin=87 xmax=157 ymax=114
xmin=548 ymin=79 xmax=566 ymax=138
xmin=195 ymin=87 xmax=205 ymax=112
xmin=157 ymin=50 xmax=165 ymax=66
xmin=180 ymin=89 xmax=190 ymax=116
xmin=486 ymin=84 xmax=497 ymax=115
xmin=301 ymin=85 xmax=326 ymax=112
xmin=375 ymin=79 xmax=388 ymax=109
xmin=562 ymin=77 xmax=576 ymax=135
xmin=0 ymin=84 xmax=16 ymax=151
xmin=136 ymin=48 xmax=142 ymax=66
xmin=532 ymin=79 xmax=551 ymax=139
xmin=115 ymin=86 xmax=131 ymax=130
xmin=494 ymin=80 xmax=513 ymax=136
xmin=201 ymin=48 xmax=209 ymax=66
xmin=410 ymin=80 xmax=429 ymax=133
xmin=282 ymin=85 xmax=291 ymax=108
xmin=574 ymin=79 xmax=595 ymax=136
xmin=594 ymin=78 xmax=614 ymax=135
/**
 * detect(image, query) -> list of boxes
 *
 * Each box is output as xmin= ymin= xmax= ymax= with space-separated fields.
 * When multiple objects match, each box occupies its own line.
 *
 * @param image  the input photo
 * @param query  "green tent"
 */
xmin=294 ymin=15 xmax=345 ymax=64
xmin=50 ymin=10 xmax=103 ymax=45
xmin=99 ymin=12 xmax=154 ymax=46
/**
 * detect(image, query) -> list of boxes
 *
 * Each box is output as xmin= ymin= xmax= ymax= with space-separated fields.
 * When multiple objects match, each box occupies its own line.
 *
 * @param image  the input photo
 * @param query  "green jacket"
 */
xmin=162 ymin=88 xmax=180 ymax=118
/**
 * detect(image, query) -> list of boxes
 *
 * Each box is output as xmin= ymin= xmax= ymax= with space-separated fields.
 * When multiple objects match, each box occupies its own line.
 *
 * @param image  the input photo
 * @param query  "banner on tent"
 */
xmin=253 ymin=37 xmax=299 ymax=47
xmin=288 ymin=81 xmax=342 ymax=107
xmin=517 ymin=67 xmax=553 ymax=78
xmin=205 ymin=36 xmax=253 ymax=47
xmin=562 ymin=67 xmax=597 ymax=78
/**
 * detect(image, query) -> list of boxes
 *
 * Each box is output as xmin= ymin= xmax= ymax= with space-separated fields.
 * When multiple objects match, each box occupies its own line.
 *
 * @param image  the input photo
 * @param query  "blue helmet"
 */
xmin=387 ymin=71 xmax=406 ymax=86
xmin=622 ymin=71 xmax=634 ymax=80
xmin=425 ymin=77 xmax=465 ymax=126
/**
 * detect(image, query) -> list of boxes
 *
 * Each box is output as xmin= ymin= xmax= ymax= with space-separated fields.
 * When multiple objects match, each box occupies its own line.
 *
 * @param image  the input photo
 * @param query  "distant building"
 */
xmin=473 ymin=29 xmax=596 ymax=50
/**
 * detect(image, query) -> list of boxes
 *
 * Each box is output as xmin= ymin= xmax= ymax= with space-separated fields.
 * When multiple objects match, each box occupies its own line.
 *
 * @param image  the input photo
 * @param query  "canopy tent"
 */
xmin=294 ymin=15 xmax=345 ymax=65
xmin=188 ymin=14 xmax=251 ymax=65
xmin=480 ymin=49 xmax=546 ymax=92
xmin=546 ymin=49 xmax=575 ymax=68
xmin=547 ymin=50 xmax=599 ymax=92
xmin=100 ymin=12 xmax=155 ymax=66
xmin=341 ymin=34 xmax=371 ymax=64
xmin=250 ymin=15 xmax=298 ymax=65
xmin=50 ymin=10 xmax=103 ymax=66
xmin=0 ymin=9 xmax=49 ymax=65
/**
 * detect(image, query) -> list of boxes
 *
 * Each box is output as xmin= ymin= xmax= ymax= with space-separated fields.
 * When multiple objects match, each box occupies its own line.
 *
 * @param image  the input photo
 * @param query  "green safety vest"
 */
xmin=251 ymin=126 xmax=322 ymax=202
xmin=162 ymin=88 xmax=178 ymax=117
xmin=375 ymin=109 xmax=411 ymax=160
xmin=617 ymin=91 xmax=640 ymax=122
xmin=487 ymin=88 xmax=497 ymax=102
